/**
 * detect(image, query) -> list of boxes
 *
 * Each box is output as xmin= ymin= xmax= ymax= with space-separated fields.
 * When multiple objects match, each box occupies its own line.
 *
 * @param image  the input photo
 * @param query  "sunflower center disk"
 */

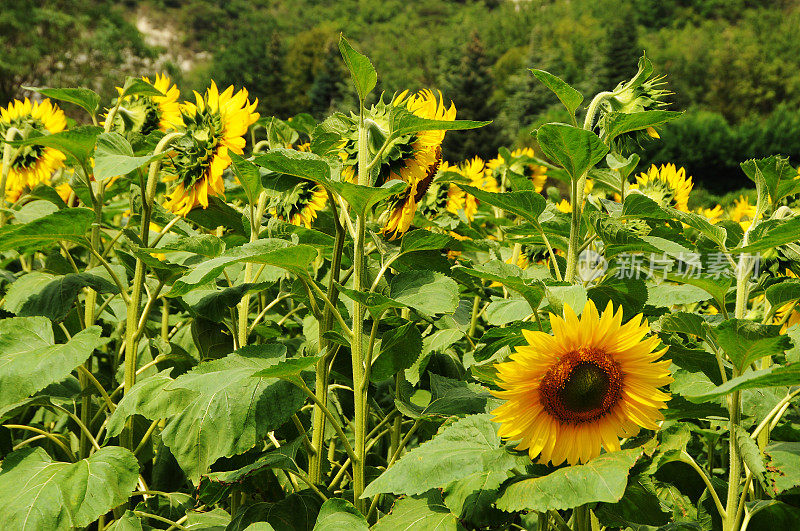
xmin=539 ymin=349 xmax=623 ymax=425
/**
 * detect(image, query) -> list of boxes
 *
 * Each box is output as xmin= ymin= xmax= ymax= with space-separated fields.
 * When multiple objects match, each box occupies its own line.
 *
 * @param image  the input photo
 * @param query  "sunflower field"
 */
xmin=2 ymin=35 xmax=800 ymax=531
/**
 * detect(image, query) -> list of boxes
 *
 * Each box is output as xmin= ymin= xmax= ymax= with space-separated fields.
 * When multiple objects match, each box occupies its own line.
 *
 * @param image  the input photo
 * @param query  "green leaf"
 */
xmin=105 ymin=369 xmax=182 ymax=439
xmin=601 ymin=110 xmax=682 ymax=143
xmin=228 ymin=490 xmax=322 ymax=531
xmin=714 ymin=319 xmax=790 ymax=371
xmin=388 ymin=105 xmax=489 ymax=140
xmin=496 ymin=448 xmax=642 ymax=512
xmin=0 ymin=207 xmax=92 ymax=252
xmin=658 ymin=312 xmax=715 ymax=341
xmin=389 ymin=271 xmax=459 ymax=316
xmin=184 ymin=282 xmax=271 ymax=322
xmin=254 ymin=148 xmax=331 ymax=184
xmin=746 ymin=500 xmax=800 ymax=530
xmin=664 ymin=274 xmax=732 ymax=311
xmin=251 ymin=355 xmax=320 ymax=385
xmin=646 ymin=283 xmax=711 ymax=308
xmin=666 ymin=206 xmax=728 ymax=249
xmin=766 ymin=280 xmax=800 ymax=309
xmin=595 ymin=475 xmax=671 ymax=527
xmin=338 ymin=35 xmax=377 ymax=102
xmin=621 ymin=193 xmax=672 ymax=219
xmin=362 ymin=414 xmax=518 ymax=497
xmin=455 ymin=184 xmax=546 ymax=224
xmin=119 ymin=76 xmax=164 ymax=99
xmin=0 ymin=317 xmax=107 ymax=411
xmin=4 ymin=272 xmax=118 ymax=321
xmin=330 ymin=179 xmax=407 ymax=214
xmin=530 ymin=69 xmax=583 ymax=119
xmin=736 ymin=217 xmax=800 ymax=253
xmin=455 ymin=261 xmax=546 ymax=312
xmin=442 ymin=470 xmax=507 ymax=527
xmin=0 ymin=446 xmax=139 ymax=529
xmin=169 ymin=239 xmax=317 ymax=297
xmin=106 ymin=510 xmax=143 ymax=531
xmin=160 ymin=345 xmax=306 ymax=483
xmin=23 ymin=86 xmax=101 ymax=116
xmin=184 ymin=195 xmax=247 ymax=236
xmin=230 ymin=152 xmax=263 ymax=205
xmin=536 ymin=123 xmax=608 ymax=181
xmin=336 ymin=285 xmax=404 ymax=320
xmin=313 ymin=499 xmax=369 ymax=531
xmin=741 ymin=156 xmax=798 ymax=205
xmin=765 ymin=442 xmax=800 ymax=495
xmin=485 ymin=297 xmax=531 ymax=326
xmin=371 ymin=322 xmax=423 ymax=382
xmin=4 ymin=125 xmax=102 ymax=167
xmin=587 ymin=276 xmax=648 ymax=321
xmin=684 ymin=363 xmax=800 ymax=402
xmin=373 ymin=491 xmax=465 ymax=531
xmin=93 ymin=132 xmax=158 ymax=182
xmin=157 ymin=234 xmax=226 ymax=257
xmin=400 ymin=229 xmax=453 ymax=254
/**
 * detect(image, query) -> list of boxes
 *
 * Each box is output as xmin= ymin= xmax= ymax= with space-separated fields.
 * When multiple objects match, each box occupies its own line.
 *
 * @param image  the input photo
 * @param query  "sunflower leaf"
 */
xmin=168 ymin=239 xmax=317 ymax=297
xmin=0 ymin=446 xmax=139 ymax=529
xmin=766 ymin=279 xmax=800 ymax=309
xmin=496 ymin=448 xmax=643 ymax=512
xmin=389 ymin=270 xmax=459 ymax=316
xmin=530 ymin=69 xmax=583 ymax=121
xmin=734 ymin=217 xmax=800 ymax=253
xmin=93 ymin=132 xmax=160 ymax=182
xmin=388 ymin=105 xmax=490 ymax=139
xmin=22 ymin=86 xmax=101 ymax=116
xmin=536 ymin=123 xmax=608 ymax=181
xmin=338 ymin=35 xmax=377 ymax=102
xmin=3 ymin=125 xmax=102 ymax=168
xmin=455 ymin=185 xmax=546 ymax=224
xmin=714 ymin=319 xmax=790 ymax=371
xmin=314 ymin=499 xmax=369 ymax=531
xmin=0 ymin=316 xmax=108 ymax=411
xmin=601 ymin=110 xmax=683 ymax=144
xmin=118 ymin=76 xmax=164 ymax=99
xmin=361 ymin=414 xmax=518 ymax=497
xmin=683 ymin=363 xmax=800 ymax=402
xmin=373 ymin=491 xmax=465 ymax=531
xmin=229 ymin=152 xmax=263 ymax=205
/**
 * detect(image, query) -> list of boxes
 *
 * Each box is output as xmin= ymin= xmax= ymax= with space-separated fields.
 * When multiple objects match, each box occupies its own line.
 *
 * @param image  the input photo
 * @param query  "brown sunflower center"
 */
xmin=539 ymin=348 xmax=623 ymax=425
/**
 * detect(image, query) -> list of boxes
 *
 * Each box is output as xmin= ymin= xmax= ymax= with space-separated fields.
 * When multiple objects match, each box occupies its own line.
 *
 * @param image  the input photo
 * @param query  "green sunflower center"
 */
xmin=639 ymin=178 xmax=674 ymax=206
xmin=114 ymin=97 xmax=161 ymax=136
xmin=1 ymin=118 xmax=47 ymax=169
xmin=539 ymin=348 xmax=623 ymax=425
xmin=169 ymin=107 xmax=224 ymax=187
xmin=560 ymin=363 xmax=610 ymax=413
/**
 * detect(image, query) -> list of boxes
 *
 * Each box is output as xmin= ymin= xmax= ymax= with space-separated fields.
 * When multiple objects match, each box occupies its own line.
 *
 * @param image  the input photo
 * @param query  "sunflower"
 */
xmin=107 ymin=74 xmax=182 ymax=136
xmin=270 ymin=180 xmax=328 ymax=228
xmin=492 ymin=299 xmax=673 ymax=466
xmin=163 ymin=82 xmax=259 ymax=216
xmin=629 ymin=163 xmax=693 ymax=212
xmin=696 ymin=204 xmax=723 ymax=224
xmin=1 ymin=98 xmax=67 ymax=202
xmin=486 ymin=147 xmax=548 ymax=193
xmin=774 ymin=270 xmax=800 ymax=332
xmin=729 ymin=195 xmax=758 ymax=231
xmin=556 ymin=199 xmax=572 ymax=213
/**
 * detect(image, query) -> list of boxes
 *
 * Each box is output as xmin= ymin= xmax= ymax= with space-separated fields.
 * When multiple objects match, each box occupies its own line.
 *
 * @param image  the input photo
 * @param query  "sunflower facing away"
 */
xmin=630 ymin=163 xmax=693 ymax=212
xmin=486 ymin=147 xmax=548 ymax=193
xmin=417 ymin=161 xmax=466 ymax=219
xmin=381 ymin=90 xmax=456 ymax=239
xmin=1 ymin=98 xmax=67 ymax=202
xmin=270 ymin=180 xmax=328 ymax=228
xmin=492 ymin=299 xmax=673 ymax=466
xmin=164 ymin=82 xmax=259 ymax=216
xmin=107 ymin=74 xmax=183 ymax=136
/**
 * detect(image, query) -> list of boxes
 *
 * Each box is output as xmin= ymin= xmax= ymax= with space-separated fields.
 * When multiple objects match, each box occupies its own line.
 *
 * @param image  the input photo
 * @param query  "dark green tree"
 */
xmin=441 ymin=31 xmax=505 ymax=162
xmin=600 ymin=11 xmax=641 ymax=91
xmin=308 ymin=42 xmax=344 ymax=120
xmin=210 ymin=21 xmax=287 ymax=118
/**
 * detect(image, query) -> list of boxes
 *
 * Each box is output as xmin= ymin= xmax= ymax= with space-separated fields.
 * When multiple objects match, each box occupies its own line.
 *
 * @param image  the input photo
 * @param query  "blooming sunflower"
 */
xmin=729 ymin=195 xmax=758 ymax=231
xmin=629 ymin=163 xmax=693 ymax=212
xmin=696 ymin=204 xmax=723 ymax=224
xmin=1 ymin=98 xmax=67 ymax=202
xmin=163 ymin=82 xmax=259 ymax=216
xmin=773 ymin=270 xmax=800 ymax=332
xmin=486 ymin=148 xmax=548 ymax=193
xmin=492 ymin=299 xmax=673 ymax=466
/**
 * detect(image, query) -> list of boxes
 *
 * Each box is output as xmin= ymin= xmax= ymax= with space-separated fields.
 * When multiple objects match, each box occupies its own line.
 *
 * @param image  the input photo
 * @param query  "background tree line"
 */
xmin=3 ymin=0 xmax=800 ymax=194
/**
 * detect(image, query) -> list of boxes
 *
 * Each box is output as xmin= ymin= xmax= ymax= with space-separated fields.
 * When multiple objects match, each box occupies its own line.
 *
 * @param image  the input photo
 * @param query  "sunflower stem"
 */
xmin=238 ymin=191 xmax=268 ymax=348
xmin=564 ymin=174 xmax=582 ymax=283
xmin=351 ymin=104 xmax=370 ymax=514
xmin=309 ymin=191 xmax=346 ymax=484
xmin=123 ymin=133 xmax=181 ymax=452
xmin=0 ymin=127 xmax=23 ymax=227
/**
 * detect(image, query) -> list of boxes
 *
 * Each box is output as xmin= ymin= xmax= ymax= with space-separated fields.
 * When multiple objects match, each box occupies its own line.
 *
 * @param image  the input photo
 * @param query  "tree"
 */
xmin=308 ymin=41 xmax=345 ymax=120
xmin=210 ymin=20 xmax=287 ymax=118
xmin=600 ymin=12 xmax=641 ymax=91
xmin=441 ymin=31 xmax=505 ymax=162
